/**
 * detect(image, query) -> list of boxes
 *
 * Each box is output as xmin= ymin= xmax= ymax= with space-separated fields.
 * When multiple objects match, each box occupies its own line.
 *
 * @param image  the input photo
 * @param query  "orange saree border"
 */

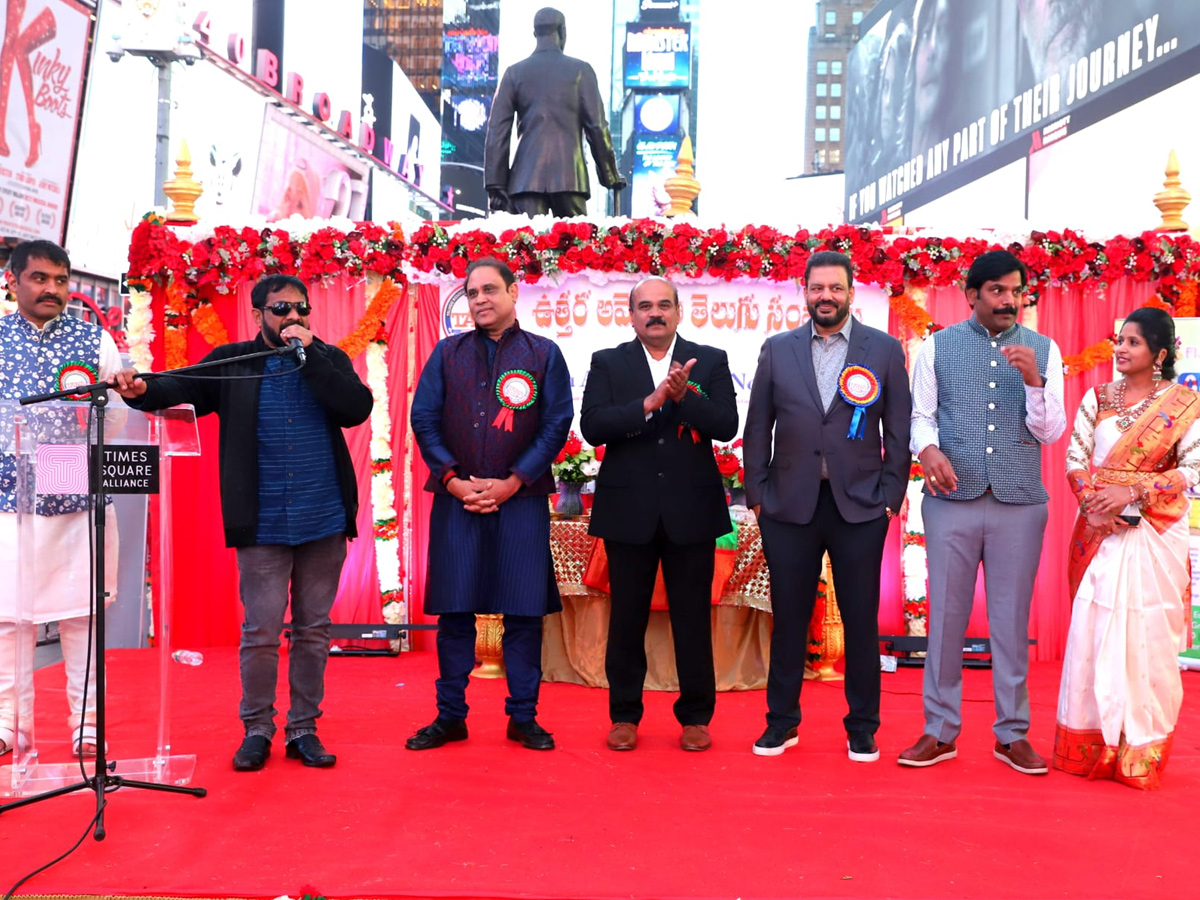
xmin=1053 ymin=724 xmax=1174 ymax=790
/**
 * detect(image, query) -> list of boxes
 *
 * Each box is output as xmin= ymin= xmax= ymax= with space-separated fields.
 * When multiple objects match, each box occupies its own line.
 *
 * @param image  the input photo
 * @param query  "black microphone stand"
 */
xmin=0 ymin=344 xmax=300 ymax=835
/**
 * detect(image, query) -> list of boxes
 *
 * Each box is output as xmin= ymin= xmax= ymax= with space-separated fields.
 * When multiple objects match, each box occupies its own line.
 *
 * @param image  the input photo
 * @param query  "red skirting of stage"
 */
xmin=2 ymin=648 xmax=1196 ymax=900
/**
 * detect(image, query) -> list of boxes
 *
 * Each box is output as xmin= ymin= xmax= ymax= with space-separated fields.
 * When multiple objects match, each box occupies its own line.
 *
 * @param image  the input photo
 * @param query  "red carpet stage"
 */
xmin=2 ymin=648 xmax=1196 ymax=900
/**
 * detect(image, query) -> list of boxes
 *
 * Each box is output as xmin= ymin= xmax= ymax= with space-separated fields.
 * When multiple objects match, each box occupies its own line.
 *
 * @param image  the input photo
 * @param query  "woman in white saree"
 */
xmin=1057 ymin=307 xmax=1200 ymax=789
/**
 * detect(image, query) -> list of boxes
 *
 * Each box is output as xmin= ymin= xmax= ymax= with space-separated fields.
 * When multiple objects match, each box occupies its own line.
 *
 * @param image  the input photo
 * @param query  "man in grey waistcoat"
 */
xmin=898 ymin=250 xmax=1066 ymax=775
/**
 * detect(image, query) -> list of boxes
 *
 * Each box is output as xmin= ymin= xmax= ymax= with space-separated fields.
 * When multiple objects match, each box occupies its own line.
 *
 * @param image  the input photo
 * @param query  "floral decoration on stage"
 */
xmin=902 ymin=461 xmax=930 ymax=636
xmin=364 ymin=296 xmax=403 ymax=628
xmin=714 ymin=440 xmax=745 ymax=489
xmin=129 ymin=217 xmax=1200 ymax=299
xmin=552 ymin=431 xmax=600 ymax=483
xmin=122 ymin=214 xmax=1200 ymax=649
xmin=128 ymin=216 xmax=1200 ymax=383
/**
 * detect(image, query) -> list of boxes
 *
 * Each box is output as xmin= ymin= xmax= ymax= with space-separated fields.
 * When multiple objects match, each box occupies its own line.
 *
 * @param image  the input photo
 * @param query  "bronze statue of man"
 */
xmin=484 ymin=7 xmax=625 ymax=217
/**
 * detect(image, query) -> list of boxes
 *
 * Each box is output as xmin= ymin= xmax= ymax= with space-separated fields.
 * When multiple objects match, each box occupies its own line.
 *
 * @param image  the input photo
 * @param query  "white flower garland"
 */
xmin=365 ymin=339 xmax=404 ymax=626
xmin=125 ymin=287 xmax=156 ymax=371
xmin=903 ymin=332 xmax=928 ymax=636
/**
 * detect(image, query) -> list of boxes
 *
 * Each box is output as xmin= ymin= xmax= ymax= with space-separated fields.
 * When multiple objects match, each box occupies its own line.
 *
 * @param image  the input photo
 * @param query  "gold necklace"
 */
xmin=1113 ymin=379 xmax=1160 ymax=431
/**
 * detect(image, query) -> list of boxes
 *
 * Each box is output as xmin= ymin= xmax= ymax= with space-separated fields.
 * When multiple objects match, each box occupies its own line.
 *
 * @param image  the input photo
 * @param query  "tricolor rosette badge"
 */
xmin=492 ymin=369 xmax=538 ymax=431
xmin=57 ymin=361 xmax=100 ymax=400
xmin=838 ymin=364 xmax=880 ymax=439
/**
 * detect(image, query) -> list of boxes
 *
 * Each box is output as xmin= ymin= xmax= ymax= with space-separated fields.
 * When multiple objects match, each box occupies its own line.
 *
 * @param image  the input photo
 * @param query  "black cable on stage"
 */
xmin=2 ymin=803 xmax=105 ymax=900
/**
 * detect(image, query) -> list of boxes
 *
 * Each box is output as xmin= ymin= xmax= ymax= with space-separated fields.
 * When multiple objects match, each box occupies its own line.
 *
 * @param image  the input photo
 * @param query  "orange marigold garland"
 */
xmin=163 ymin=282 xmax=191 ymax=370
xmin=191 ymin=299 xmax=231 ymax=348
xmin=888 ymin=289 xmax=940 ymax=338
xmin=1176 ymin=280 xmax=1199 ymax=318
xmin=337 ymin=277 xmax=404 ymax=359
xmin=1062 ymin=336 xmax=1116 ymax=378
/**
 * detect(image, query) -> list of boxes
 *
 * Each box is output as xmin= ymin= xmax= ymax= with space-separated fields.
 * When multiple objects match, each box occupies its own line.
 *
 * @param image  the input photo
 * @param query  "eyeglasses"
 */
xmin=262 ymin=301 xmax=311 ymax=316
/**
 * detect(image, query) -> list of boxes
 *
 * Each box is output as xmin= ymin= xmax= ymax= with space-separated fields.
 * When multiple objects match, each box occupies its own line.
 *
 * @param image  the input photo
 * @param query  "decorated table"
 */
xmin=538 ymin=515 xmax=844 ymax=691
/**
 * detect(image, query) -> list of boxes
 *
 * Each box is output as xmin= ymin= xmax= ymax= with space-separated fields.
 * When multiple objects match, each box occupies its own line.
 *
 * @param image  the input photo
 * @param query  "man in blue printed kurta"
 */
xmin=0 ymin=240 xmax=122 ymax=758
xmin=408 ymin=257 xmax=573 ymax=751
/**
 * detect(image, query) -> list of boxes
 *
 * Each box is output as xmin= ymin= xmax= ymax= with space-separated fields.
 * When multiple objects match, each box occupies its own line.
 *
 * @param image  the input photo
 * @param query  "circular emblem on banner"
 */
xmin=57 ymin=361 xmax=99 ymax=400
xmin=492 ymin=370 xmax=538 ymax=431
xmin=838 ymin=364 xmax=881 ymax=439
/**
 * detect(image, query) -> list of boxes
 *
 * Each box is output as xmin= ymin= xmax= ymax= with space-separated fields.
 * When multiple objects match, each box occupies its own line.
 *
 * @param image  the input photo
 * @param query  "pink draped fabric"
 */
xmin=393 ymin=284 xmax=441 ymax=650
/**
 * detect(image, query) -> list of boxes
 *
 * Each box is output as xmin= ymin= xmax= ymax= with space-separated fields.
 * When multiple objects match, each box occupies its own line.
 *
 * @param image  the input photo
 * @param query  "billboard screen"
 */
xmin=0 ymin=0 xmax=92 ymax=244
xmin=630 ymin=134 xmax=679 ymax=217
xmin=845 ymin=0 xmax=1200 ymax=224
xmin=442 ymin=25 xmax=498 ymax=167
xmin=252 ymin=106 xmax=370 ymax=221
xmin=624 ymin=22 xmax=691 ymax=90
xmin=443 ymin=27 xmax=499 ymax=90
xmin=633 ymin=93 xmax=681 ymax=135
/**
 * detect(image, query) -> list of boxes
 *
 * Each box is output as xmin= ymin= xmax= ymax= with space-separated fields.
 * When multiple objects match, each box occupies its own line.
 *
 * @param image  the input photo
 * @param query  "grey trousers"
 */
xmin=235 ymin=533 xmax=347 ymax=741
xmin=922 ymin=494 xmax=1048 ymax=744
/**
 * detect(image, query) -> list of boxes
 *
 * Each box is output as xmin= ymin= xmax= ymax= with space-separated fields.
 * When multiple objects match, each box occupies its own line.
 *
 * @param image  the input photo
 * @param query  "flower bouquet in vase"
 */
xmin=551 ymin=431 xmax=600 ymax=517
xmin=714 ymin=439 xmax=745 ymax=507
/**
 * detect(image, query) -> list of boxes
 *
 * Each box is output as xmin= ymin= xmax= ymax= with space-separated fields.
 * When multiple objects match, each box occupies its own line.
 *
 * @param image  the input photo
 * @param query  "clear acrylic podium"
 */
xmin=0 ymin=399 xmax=200 ymax=796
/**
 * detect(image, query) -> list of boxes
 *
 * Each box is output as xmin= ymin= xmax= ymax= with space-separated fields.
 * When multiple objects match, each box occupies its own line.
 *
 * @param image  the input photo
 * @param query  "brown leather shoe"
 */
xmin=994 ymin=739 xmax=1048 ymax=775
xmin=681 ymin=724 xmax=712 ymax=752
xmin=607 ymin=722 xmax=638 ymax=751
xmin=897 ymin=733 xmax=957 ymax=767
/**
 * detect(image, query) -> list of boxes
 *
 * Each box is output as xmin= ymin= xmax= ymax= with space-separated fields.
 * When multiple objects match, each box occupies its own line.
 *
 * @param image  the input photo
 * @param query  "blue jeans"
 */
xmin=235 ymin=533 xmax=347 ymax=741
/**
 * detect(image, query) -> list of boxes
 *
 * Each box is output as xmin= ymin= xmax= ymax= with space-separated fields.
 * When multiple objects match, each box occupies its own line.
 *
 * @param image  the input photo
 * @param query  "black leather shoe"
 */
xmin=405 ymin=718 xmax=468 ymax=751
xmin=507 ymin=717 xmax=555 ymax=750
xmin=285 ymin=733 xmax=336 ymax=767
xmin=232 ymin=734 xmax=271 ymax=771
xmin=847 ymin=731 xmax=880 ymax=763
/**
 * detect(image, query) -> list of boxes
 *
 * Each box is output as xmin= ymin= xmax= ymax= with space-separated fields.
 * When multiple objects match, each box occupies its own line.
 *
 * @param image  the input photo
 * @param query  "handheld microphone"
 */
xmin=288 ymin=336 xmax=306 ymax=366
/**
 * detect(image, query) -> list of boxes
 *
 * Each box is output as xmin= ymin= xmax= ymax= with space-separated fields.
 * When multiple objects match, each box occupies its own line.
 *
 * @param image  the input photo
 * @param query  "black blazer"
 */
xmin=127 ymin=335 xmax=373 ymax=547
xmin=581 ymin=336 xmax=739 ymax=545
xmin=743 ymin=321 xmax=911 ymax=525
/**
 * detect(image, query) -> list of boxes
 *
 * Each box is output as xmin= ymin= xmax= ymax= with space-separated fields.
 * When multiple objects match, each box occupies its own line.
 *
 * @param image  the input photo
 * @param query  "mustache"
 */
xmin=995 ymin=307 xmax=1019 ymax=316
xmin=645 ymin=317 xmax=667 ymax=326
xmin=39 ymin=294 xmax=62 ymax=303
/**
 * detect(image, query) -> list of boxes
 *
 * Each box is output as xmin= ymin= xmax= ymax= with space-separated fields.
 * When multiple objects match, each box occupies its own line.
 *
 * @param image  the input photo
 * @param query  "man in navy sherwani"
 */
xmin=407 ymin=257 xmax=573 ymax=751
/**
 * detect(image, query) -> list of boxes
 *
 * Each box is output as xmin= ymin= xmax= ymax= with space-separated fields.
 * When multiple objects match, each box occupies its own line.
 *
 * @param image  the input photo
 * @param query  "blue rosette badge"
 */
xmin=838 ymin=364 xmax=881 ymax=439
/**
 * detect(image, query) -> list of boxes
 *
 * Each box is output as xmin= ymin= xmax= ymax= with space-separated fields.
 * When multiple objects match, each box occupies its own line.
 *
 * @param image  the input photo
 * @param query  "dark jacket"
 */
xmin=742 ymin=321 xmax=911 ymax=525
xmin=127 ymin=334 xmax=373 ymax=548
xmin=581 ymin=336 xmax=738 ymax=545
xmin=484 ymin=47 xmax=621 ymax=195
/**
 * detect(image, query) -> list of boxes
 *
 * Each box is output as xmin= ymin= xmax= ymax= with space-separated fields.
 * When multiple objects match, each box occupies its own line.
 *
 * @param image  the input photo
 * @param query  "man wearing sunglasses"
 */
xmin=114 ymin=274 xmax=372 ymax=772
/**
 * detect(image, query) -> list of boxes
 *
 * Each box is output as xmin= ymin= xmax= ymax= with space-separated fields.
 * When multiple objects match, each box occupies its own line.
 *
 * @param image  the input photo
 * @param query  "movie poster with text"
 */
xmin=845 ymin=0 xmax=1200 ymax=224
xmin=0 ymin=0 xmax=91 ymax=243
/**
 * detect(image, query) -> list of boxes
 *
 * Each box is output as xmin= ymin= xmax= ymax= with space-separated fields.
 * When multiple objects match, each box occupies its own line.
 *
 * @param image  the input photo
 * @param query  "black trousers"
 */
xmin=510 ymin=191 xmax=588 ymax=217
xmin=759 ymin=482 xmax=890 ymax=735
xmin=604 ymin=523 xmax=716 ymax=726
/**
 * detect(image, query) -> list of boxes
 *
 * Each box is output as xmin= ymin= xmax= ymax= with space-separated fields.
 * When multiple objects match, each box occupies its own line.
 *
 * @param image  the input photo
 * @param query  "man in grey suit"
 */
xmin=483 ymin=7 xmax=625 ymax=217
xmin=743 ymin=251 xmax=911 ymax=762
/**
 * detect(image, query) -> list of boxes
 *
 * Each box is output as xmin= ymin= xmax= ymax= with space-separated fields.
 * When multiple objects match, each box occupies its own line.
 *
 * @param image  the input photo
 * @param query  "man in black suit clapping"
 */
xmin=581 ymin=276 xmax=739 ymax=753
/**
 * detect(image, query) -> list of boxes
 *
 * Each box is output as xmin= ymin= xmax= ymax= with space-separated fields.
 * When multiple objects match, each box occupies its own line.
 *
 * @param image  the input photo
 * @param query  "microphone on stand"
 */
xmin=287 ymin=337 xmax=306 ymax=366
